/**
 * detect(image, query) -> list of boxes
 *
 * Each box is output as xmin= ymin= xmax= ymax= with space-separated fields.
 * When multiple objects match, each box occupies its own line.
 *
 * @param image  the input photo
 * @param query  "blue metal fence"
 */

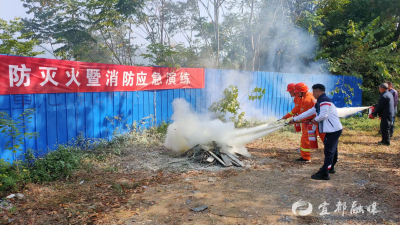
xmin=0 ymin=69 xmax=362 ymax=161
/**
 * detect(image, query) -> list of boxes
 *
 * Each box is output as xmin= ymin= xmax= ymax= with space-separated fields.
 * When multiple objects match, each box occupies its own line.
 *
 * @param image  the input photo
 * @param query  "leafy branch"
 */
xmin=209 ymin=85 xmax=265 ymax=127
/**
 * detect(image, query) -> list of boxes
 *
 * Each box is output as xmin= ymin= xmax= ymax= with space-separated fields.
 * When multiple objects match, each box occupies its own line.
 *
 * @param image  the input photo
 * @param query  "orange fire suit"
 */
xmin=285 ymin=92 xmax=325 ymax=161
xmin=283 ymin=95 xmax=302 ymax=119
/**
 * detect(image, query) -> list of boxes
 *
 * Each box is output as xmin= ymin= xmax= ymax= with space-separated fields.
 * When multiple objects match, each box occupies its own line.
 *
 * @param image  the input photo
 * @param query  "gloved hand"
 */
xmin=369 ymin=114 xmax=375 ymax=119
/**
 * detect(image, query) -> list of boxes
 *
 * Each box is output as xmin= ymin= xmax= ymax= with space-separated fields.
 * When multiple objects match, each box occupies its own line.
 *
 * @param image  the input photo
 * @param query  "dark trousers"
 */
xmin=390 ymin=116 xmax=395 ymax=136
xmin=381 ymin=117 xmax=392 ymax=144
xmin=321 ymin=130 xmax=342 ymax=174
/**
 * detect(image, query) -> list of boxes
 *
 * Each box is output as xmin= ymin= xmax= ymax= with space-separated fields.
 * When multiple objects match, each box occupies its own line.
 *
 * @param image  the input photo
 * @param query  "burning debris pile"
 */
xmin=164 ymin=99 xmax=371 ymax=167
xmin=164 ymin=99 xmax=287 ymax=161
xmin=182 ymin=142 xmax=244 ymax=167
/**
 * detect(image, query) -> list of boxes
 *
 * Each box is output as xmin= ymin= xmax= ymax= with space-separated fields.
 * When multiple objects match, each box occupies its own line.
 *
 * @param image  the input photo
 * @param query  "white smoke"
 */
xmin=336 ymin=107 xmax=369 ymax=118
xmin=164 ymin=98 xmax=284 ymax=156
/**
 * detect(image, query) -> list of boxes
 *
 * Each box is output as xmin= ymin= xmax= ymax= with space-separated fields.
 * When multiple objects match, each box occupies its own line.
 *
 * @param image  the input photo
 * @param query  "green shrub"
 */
xmin=0 ymin=159 xmax=30 ymax=192
xmin=29 ymin=145 xmax=83 ymax=182
xmin=0 ymin=116 xmax=171 ymax=195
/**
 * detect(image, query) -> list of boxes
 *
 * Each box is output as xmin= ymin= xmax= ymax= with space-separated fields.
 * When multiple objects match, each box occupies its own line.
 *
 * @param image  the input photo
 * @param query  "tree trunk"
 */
xmin=249 ymin=0 xmax=255 ymax=71
xmin=214 ymin=0 xmax=220 ymax=68
xmin=160 ymin=0 xmax=164 ymax=46
xmin=394 ymin=16 xmax=400 ymax=42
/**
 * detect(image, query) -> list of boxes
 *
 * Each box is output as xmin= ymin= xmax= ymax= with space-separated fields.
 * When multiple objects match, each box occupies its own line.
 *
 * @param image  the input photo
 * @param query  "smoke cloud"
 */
xmin=336 ymin=107 xmax=369 ymax=118
xmin=164 ymin=98 xmax=284 ymax=156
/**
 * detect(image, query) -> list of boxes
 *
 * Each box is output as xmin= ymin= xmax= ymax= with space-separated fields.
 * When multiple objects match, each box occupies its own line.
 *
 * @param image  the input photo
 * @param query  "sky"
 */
xmin=0 ymin=0 xmax=56 ymax=58
xmin=0 ymin=0 xmax=32 ymax=21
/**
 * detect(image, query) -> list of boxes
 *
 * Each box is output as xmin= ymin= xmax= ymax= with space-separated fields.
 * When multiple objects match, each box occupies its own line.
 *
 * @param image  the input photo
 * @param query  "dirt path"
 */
xmin=101 ymin=128 xmax=400 ymax=224
xmin=4 ymin=128 xmax=400 ymax=224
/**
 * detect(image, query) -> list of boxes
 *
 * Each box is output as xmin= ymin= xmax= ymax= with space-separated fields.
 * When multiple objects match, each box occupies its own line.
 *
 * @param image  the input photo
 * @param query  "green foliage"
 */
xmin=0 ymin=17 xmax=43 ymax=56
xmin=298 ymin=0 xmax=400 ymax=104
xmin=0 ymin=118 xmax=169 ymax=194
xmin=0 ymin=159 xmax=30 ymax=192
xmin=29 ymin=145 xmax=83 ymax=182
xmin=0 ymin=109 xmax=38 ymax=193
xmin=248 ymin=87 xmax=266 ymax=101
xmin=0 ymin=109 xmax=38 ymax=154
xmin=361 ymin=87 xmax=381 ymax=107
xmin=324 ymin=17 xmax=400 ymax=86
xmin=0 ymin=145 xmax=84 ymax=192
xmin=141 ymin=43 xmax=180 ymax=68
xmin=340 ymin=114 xmax=381 ymax=131
xmin=22 ymin=0 xmax=144 ymax=64
xmin=209 ymin=85 xmax=265 ymax=127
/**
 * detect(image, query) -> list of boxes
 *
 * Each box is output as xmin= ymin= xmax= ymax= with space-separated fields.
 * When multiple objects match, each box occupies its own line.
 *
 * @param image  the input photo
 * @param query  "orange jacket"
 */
xmin=283 ymin=95 xmax=302 ymax=119
xmin=297 ymin=92 xmax=316 ymax=121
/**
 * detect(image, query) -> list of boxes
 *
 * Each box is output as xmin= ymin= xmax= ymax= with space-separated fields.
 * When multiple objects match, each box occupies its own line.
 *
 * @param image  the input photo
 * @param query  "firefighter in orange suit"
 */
xmin=292 ymin=83 xmax=325 ymax=162
xmin=282 ymin=83 xmax=301 ymax=119
xmin=282 ymin=83 xmax=302 ymax=153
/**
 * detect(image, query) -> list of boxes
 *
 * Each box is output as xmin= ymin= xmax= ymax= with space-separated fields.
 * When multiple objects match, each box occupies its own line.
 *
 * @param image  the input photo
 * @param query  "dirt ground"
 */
xmin=2 ymin=126 xmax=400 ymax=225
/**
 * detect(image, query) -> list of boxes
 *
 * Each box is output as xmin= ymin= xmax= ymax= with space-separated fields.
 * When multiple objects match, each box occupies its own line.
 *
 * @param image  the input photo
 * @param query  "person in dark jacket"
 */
xmin=387 ymin=81 xmax=398 ymax=137
xmin=369 ymin=83 xmax=394 ymax=146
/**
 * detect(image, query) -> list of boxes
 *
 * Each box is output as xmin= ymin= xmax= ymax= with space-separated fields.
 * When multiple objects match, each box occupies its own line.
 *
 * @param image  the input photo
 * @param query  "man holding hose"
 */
xmin=289 ymin=84 xmax=343 ymax=180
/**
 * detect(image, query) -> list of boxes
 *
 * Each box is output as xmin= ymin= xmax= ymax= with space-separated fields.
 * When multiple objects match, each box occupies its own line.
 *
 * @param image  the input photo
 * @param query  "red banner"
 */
xmin=0 ymin=55 xmax=205 ymax=95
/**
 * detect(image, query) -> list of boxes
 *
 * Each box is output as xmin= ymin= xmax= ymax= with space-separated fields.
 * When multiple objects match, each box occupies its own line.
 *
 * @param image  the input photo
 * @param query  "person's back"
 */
xmin=388 ymin=88 xmax=398 ymax=109
xmin=387 ymin=84 xmax=398 ymax=137
xmin=379 ymin=91 xmax=394 ymax=118
xmin=371 ymin=84 xmax=395 ymax=146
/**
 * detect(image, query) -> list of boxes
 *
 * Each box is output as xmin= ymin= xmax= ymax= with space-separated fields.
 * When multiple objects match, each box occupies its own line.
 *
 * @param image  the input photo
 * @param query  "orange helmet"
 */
xmin=286 ymin=83 xmax=296 ymax=92
xmin=294 ymin=83 xmax=309 ymax=92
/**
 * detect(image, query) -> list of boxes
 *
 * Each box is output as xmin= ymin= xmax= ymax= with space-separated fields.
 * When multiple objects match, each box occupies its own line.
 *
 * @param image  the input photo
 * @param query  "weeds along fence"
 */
xmin=0 ymin=68 xmax=362 ymax=161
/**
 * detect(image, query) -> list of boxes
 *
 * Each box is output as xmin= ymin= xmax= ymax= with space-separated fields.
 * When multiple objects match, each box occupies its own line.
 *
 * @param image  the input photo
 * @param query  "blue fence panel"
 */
xmin=34 ymin=94 xmax=47 ymax=154
xmin=66 ymin=93 xmax=77 ymax=142
xmin=0 ymin=95 xmax=12 ymax=160
xmin=93 ymin=92 xmax=101 ymax=139
xmin=85 ymin=92 xmax=94 ymax=139
xmin=106 ymin=92 xmax=114 ymax=140
xmin=46 ymin=94 xmax=58 ymax=150
xmin=9 ymin=95 xmax=25 ymax=157
xmin=161 ymin=90 xmax=168 ymax=123
xmin=56 ymin=93 xmax=68 ymax=146
xmin=120 ymin=92 xmax=127 ymax=131
xmin=76 ymin=93 xmax=85 ymax=138
xmin=24 ymin=94 xmax=37 ymax=152
xmin=99 ymin=92 xmax=108 ymax=139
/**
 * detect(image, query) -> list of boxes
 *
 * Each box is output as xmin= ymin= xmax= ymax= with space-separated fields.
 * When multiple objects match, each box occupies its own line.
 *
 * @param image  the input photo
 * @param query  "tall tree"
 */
xmin=0 ymin=18 xmax=43 ymax=57
xmin=22 ymin=0 xmax=144 ymax=65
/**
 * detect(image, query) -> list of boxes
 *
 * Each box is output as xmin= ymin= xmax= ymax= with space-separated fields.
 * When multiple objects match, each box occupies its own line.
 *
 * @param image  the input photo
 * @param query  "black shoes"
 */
xmin=378 ymin=141 xmax=390 ymax=146
xmin=295 ymin=157 xmax=311 ymax=162
xmin=311 ymin=171 xmax=330 ymax=180
xmin=329 ymin=169 xmax=336 ymax=174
